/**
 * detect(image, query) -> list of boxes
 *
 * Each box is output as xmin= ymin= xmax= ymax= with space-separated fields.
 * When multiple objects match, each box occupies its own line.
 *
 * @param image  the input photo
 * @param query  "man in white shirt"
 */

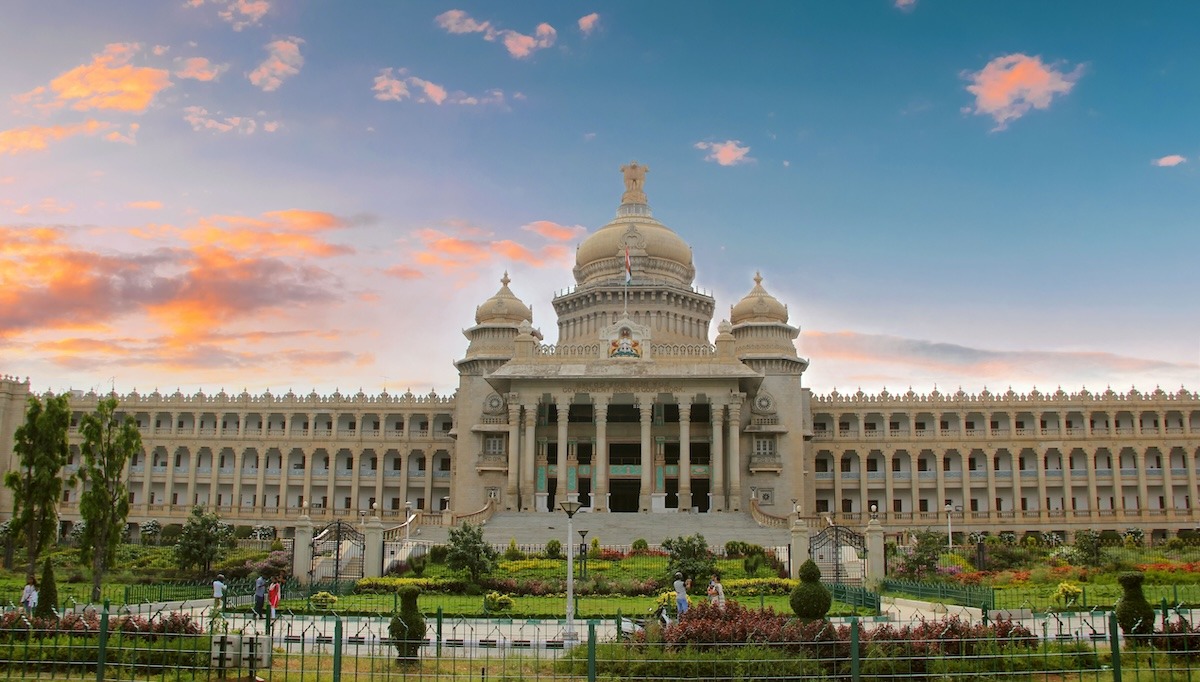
xmin=213 ymin=574 xmax=227 ymax=611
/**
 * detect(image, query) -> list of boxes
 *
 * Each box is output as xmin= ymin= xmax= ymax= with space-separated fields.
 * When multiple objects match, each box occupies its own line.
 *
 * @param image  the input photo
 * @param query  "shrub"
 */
xmin=269 ymin=538 xmax=285 ymax=552
xmin=545 ymin=539 xmax=562 ymax=559
xmin=233 ymin=525 xmax=254 ymax=540
xmin=742 ymin=553 xmax=766 ymax=577
xmin=790 ymin=559 xmax=832 ymax=621
xmin=389 ymin=586 xmax=425 ymax=662
xmin=503 ymin=539 xmax=526 ymax=561
xmin=35 ymin=559 xmax=58 ymax=619
xmin=483 ymin=591 xmax=514 ymax=612
xmin=1115 ymin=572 xmax=1155 ymax=636
xmin=429 ymin=544 xmax=449 ymax=563
xmin=631 ymin=538 xmax=650 ymax=553
xmin=1053 ymin=582 xmax=1083 ymax=609
xmin=160 ymin=524 xmax=183 ymax=544
xmin=409 ymin=555 xmax=427 ymax=577
xmin=310 ymin=591 xmax=338 ymax=609
xmin=663 ymin=534 xmax=716 ymax=585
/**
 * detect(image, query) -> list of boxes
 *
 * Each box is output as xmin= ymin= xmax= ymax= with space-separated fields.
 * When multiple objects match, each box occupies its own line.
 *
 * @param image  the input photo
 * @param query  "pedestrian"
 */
xmin=707 ymin=572 xmax=725 ymax=607
xmin=212 ymin=573 xmax=227 ymax=611
xmin=673 ymin=571 xmax=691 ymax=616
xmin=20 ymin=577 xmax=38 ymax=615
xmin=267 ymin=577 xmax=281 ymax=619
xmin=253 ymin=573 xmax=267 ymax=619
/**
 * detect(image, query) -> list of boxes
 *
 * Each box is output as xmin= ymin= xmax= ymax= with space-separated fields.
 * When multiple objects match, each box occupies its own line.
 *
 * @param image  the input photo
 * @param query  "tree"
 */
xmin=141 ymin=519 xmax=162 ymax=545
xmin=896 ymin=530 xmax=943 ymax=580
xmin=1074 ymin=529 xmax=1103 ymax=566
xmin=77 ymin=397 xmax=142 ymax=601
xmin=662 ymin=533 xmax=716 ymax=585
xmin=35 ymin=559 xmax=58 ymax=619
xmin=445 ymin=522 xmax=497 ymax=584
xmin=175 ymin=506 xmax=231 ymax=574
xmin=5 ymin=394 xmax=72 ymax=579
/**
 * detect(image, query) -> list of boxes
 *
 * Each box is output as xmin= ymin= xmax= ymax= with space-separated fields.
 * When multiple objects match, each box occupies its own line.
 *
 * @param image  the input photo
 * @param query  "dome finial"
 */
xmin=620 ymin=161 xmax=649 ymax=204
xmin=501 ymin=271 xmax=511 ymax=287
xmin=753 ymin=271 xmax=763 ymax=286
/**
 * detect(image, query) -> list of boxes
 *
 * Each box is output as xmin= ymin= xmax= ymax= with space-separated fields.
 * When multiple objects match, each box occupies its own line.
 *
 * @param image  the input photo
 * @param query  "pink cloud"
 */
xmin=383 ymin=265 xmax=424 ymax=280
xmin=578 ymin=13 xmax=600 ymax=35
xmin=521 ymin=220 xmax=586 ymax=241
xmin=1152 ymin=155 xmax=1187 ymax=167
xmin=16 ymin=43 xmax=171 ymax=113
xmin=184 ymin=106 xmax=277 ymax=134
xmin=248 ymin=37 xmax=304 ymax=92
xmin=218 ymin=0 xmax=270 ymax=31
xmin=694 ymin=140 xmax=753 ymax=166
xmin=104 ymin=122 xmax=140 ymax=144
xmin=400 ymin=221 xmax=575 ymax=276
xmin=373 ymin=68 xmax=506 ymax=107
xmin=963 ymin=53 xmax=1084 ymax=131
xmin=894 ymin=0 xmax=917 ymax=9
xmin=10 ymin=198 xmax=73 ymax=216
xmin=127 ymin=200 xmax=163 ymax=210
xmin=434 ymin=9 xmax=557 ymax=59
xmin=175 ymin=57 xmax=229 ymax=81
xmin=0 ymin=120 xmax=113 ymax=155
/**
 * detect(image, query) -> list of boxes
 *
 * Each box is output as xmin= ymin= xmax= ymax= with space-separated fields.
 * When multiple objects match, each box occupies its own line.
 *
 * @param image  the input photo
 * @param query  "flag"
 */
xmin=624 ymin=246 xmax=631 ymax=284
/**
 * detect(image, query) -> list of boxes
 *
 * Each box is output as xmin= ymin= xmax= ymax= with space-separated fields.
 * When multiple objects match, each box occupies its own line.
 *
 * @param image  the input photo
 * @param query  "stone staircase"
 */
xmin=472 ymin=511 xmax=790 ymax=550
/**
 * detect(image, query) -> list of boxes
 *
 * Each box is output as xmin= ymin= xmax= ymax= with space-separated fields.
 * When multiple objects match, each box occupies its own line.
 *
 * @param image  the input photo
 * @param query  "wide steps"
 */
xmin=477 ymin=511 xmax=789 ymax=549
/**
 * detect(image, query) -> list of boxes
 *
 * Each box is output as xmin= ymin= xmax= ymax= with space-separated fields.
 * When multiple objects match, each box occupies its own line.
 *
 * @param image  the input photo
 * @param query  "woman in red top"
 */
xmin=267 ymin=578 xmax=282 ymax=619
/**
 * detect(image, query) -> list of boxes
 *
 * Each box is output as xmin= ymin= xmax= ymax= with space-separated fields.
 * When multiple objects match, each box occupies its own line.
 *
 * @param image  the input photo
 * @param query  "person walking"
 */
xmin=253 ymin=574 xmax=267 ymax=619
xmin=267 ymin=577 xmax=282 ymax=619
xmin=20 ymin=577 xmax=38 ymax=615
xmin=212 ymin=574 xmax=227 ymax=611
xmin=673 ymin=572 xmax=691 ymax=616
xmin=707 ymin=573 xmax=725 ymax=607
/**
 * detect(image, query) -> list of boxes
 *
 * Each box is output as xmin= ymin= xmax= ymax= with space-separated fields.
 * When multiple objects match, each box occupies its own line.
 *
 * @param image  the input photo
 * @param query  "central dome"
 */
xmin=572 ymin=162 xmax=695 ymax=289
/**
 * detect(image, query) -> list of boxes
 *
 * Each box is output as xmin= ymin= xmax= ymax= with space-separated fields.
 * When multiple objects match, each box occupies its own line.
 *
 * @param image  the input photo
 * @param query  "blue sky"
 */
xmin=1 ymin=0 xmax=1197 ymax=397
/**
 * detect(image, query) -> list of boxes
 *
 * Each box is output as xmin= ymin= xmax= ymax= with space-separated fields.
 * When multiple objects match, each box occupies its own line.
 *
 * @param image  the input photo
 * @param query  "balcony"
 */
xmin=811 ymin=429 xmax=832 ymax=441
xmin=385 ymin=469 xmax=403 ymax=477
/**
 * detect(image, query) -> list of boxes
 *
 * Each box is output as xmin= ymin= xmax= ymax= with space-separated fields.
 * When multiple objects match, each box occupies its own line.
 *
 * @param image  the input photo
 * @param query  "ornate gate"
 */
xmin=809 ymin=525 xmax=866 ymax=585
xmin=309 ymin=520 xmax=366 ymax=583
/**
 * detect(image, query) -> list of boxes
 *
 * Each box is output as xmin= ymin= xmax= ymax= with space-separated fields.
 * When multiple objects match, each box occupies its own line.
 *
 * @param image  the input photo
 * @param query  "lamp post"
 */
xmin=578 ymin=530 xmax=589 ymax=580
xmin=945 ymin=502 xmax=953 ymax=550
xmin=560 ymin=500 xmax=582 ymax=641
xmin=870 ymin=503 xmax=878 ymax=521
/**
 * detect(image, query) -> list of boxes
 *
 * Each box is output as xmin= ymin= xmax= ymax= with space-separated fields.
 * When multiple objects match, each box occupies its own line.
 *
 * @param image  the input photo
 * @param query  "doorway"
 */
xmin=610 ymin=480 xmax=640 ymax=512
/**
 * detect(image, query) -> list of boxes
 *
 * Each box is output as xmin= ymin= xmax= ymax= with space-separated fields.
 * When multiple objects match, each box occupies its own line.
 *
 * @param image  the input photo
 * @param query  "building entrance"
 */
xmin=692 ymin=478 xmax=710 ymax=513
xmin=609 ymin=479 xmax=640 ymax=512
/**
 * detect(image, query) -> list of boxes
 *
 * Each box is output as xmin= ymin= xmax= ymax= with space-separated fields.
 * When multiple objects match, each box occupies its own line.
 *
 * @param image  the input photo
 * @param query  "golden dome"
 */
xmin=731 ymin=272 xmax=788 ymax=324
xmin=475 ymin=272 xmax=532 ymax=325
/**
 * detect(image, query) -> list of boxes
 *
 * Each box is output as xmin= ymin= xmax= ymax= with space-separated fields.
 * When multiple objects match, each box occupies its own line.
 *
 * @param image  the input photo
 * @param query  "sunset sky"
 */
xmin=2 ymin=1 xmax=1198 ymax=399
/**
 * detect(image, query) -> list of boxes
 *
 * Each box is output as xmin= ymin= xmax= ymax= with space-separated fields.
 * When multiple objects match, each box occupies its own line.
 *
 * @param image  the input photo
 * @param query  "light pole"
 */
xmin=945 ymin=502 xmax=953 ymax=550
xmin=578 ymin=529 xmax=589 ymax=580
xmin=560 ymin=500 xmax=582 ymax=641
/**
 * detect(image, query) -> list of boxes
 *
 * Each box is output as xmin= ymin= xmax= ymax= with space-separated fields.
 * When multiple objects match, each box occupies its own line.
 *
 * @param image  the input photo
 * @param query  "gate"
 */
xmin=309 ymin=520 xmax=366 ymax=583
xmin=809 ymin=525 xmax=866 ymax=585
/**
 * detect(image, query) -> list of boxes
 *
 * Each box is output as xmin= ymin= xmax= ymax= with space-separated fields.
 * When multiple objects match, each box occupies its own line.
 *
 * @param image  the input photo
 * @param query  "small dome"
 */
xmin=475 ymin=272 xmax=532 ymax=325
xmin=730 ymin=272 xmax=788 ymax=324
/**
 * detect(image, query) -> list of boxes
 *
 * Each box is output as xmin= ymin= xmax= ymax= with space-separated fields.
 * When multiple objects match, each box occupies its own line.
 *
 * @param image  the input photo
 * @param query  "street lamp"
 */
xmin=578 ymin=530 xmax=589 ymax=580
xmin=945 ymin=502 xmax=953 ymax=550
xmin=560 ymin=500 xmax=583 ymax=641
xmin=870 ymin=503 xmax=878 ymax=521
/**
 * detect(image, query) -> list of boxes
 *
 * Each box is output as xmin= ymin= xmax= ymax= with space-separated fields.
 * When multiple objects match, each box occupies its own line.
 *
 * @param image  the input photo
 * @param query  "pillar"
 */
xmin=294 ymin=515 xmax=314 ymax=585
xmin=711 ymin=403 xmax=725 ymax=512
xmin=556 ymin=399 xmax=570 ymax=507
xmin=678 ymin=397 xmax=692 ymax=512
xmin=729 ymin=397 xmax=743 ymax=511
xmin=638 ymin=394 xmax=654 ymax=512
xmin=521 ymin=404 xmax=537 ymax=511
xmin=594 ymin=397 xmax=609 ymax=512
xmin=789 ymin=519 xmax=810 ymax=578
xmin=865 ymin=516 xmax=885 ymax=588
xmin=364 ymin=515 xmax=384 ymax=578
xmin=506 ymin=400 xmax=520 ymax=510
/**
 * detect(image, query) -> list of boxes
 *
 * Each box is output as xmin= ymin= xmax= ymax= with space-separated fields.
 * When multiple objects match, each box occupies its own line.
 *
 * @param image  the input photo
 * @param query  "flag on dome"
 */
xmin=625 ymin=246 xmax=632 ymax=284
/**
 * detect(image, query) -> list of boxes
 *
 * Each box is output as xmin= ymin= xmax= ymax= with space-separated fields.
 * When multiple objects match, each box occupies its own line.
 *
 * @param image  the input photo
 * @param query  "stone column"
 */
xmin=594 ymin=397 xmax=610 ymax=512
xmin=294 ymin=515 xmax=314 ymax=585
xmin=556 ymin=399 xmax=571 ymax=507
xmin=1084 ymin=447 xmax=1099 ymax=522
xmin=1035 ymin=447 xmax=1049 ymax=520
xmin=710 ymin=403 xmax=725 ymax=512
xmin=789 ymin=519 xmax=810 ymax=578
xmin=231 ymin=449 xmax=245 ymax=511
xmin=1135 ymin=449 xmax=1150 ymax=520
xmin=728 ymin=397 xmax=743 ymax=511
xmin=865 ymin=516 xmax=885 ymax=588
xmin=506 ymin=400 xmax=520 ymax=510
xmin=301 ymin=448 xmax=314 ymax=508
xmin=521 ymin=404 xmax=538 ymax=511
xmin=364 ymin=515 xmax=384 ymax=578
xmin=678 ymin=397 xmax=692 ymax=512
xmin=637 ymin=394 xmax=654 ymax=512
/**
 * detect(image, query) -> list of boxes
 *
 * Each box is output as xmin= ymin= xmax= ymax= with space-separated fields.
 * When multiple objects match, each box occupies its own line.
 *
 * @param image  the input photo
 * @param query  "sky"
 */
xmin=1 ymin=0 xmax=1198 ymax=399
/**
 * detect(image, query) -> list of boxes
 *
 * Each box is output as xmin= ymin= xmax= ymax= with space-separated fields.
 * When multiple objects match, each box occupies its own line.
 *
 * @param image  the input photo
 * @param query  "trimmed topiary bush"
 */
xmin=1115 ymin=572 xmax=1155 ymax=636
xmin=789 ymin=559 xmax=831 ymax=621
xmin=35 ymin=559 xmax=57 ymax=619
xmin=545 ymin=539 xmax=562 ymax=559
xmin=632 ymin=538 xmax=650 ymax=553
xmin=389 ymin=586 xmax=426 ymax=662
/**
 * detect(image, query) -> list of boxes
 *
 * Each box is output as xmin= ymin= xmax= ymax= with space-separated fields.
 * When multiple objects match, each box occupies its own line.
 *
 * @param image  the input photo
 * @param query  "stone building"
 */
xmin=0 ymin=164 xmax=1197 ymax=542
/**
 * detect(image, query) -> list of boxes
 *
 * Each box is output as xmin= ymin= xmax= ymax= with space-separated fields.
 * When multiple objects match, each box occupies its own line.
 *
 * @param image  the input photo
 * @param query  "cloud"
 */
xmin=15 ymin=43 xmax=171 ymax=113
xmin=175 ymin=56 xmax=229 ymax=81
xmin=0 ymin=120 xmax=113 ymax=155
xmin=578 ymin=12 xmax=600 ymax=35
xmin=894 ymin=0 xmax=917 ymax=10
xmin=181 ymin=209 xmax=355 ymax=258
xmin=219 ymin=0 xmax=270 ymax=31
xmin=9 ymin=198 xmax=73 ymax=216
xmin=694 ymin=140 xmax=753 ymax=166
xmin=521 ymin=220 xmax=586 ymax=241
xmin=963 ymin=53 xmax=1084 ymax=131
xmin=127 ymin=200 xmax=163 ymax=210
xmin=248 ymin=37 xmax=304 ymax=92
xmin=152 ymin=45 xmax=170 ymax=56
xmin=373 ymin=68 xmax=507 ymax=106
xmin=183 ymin=106 xmax=279 ymax=134
xmin=383 ymin=265 xmax=424 ymax=280
xmin=434 ymin=9 xmax=557 ymax=59
xmin=104 ymin=122 xmax=140 ymax=144
xmin=1152 ymin=155 xmax=1187 ymax=167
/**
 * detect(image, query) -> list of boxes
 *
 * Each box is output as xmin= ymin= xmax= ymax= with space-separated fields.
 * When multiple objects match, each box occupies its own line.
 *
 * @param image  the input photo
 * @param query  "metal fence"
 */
xmin=881 ymin=578 xmax=996 ymax=611
xmin=1 ymin=603 xmax=1199 ymax=681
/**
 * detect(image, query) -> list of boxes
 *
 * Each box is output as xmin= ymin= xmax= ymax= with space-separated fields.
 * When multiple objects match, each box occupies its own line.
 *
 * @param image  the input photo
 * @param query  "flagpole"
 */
xmin=624 ymin=246 xmax=630 ymax=316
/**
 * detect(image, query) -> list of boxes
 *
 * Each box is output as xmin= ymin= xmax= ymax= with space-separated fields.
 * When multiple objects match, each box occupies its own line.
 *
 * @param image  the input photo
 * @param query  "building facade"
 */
xmin=1 ymin=164 xmax=1197 ymax=540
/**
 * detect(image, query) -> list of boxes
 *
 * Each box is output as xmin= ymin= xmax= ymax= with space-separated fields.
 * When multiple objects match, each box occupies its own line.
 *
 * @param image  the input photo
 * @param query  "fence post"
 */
xmin=332 ymin=616 xmax=343 ymax=682
xmin=1108 ymin=611 xmax=1121 ymax=682
xmin=850 ymin=616 xmax=860 ymax=682
xmin=96 ymin=600 xmax=110 ymax=682
xmin=587 ymin=621 xmax=597 ymax=682
xmin=436 ymin=606 xmax=443 ymax=657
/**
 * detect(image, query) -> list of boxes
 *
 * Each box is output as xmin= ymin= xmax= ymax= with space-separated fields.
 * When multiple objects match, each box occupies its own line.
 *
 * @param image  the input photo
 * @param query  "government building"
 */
xmin=1 ymin=164 xmax=1198 ymax=544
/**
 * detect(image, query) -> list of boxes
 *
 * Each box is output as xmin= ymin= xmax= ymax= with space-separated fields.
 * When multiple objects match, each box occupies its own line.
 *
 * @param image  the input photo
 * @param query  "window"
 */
xmin=63 ymin=490 xmax=70 ymax=502
xmin=754 ymin=438 xmax=775 ymax=457
xmin=968 ymin=457 xmax=977 ymax=471
xmin=889 ymin=421 xmax=900 ymax=430
xmin=1015 ymin=420 xmax=1025 ymax=429
xmin=943 ymin=458 xmax=951 ymax=472
xmin=175 ymin=453 xmax=182 ymax=467
xmin=346 ymin=456 xmax=354 ymax=470
xmin=370 ymin=456 xmax=378 ymax=471
xmin=416 ymin=457 xmax=426 ymax=471
xmin=993 ymin=456 xmax=1001 ymax=471
xmin=344 ymin=497 xmax=351 ymax=509
xmin=841 ymin=499 xmax=853 ymax=513
xmin=865 ymin=423 xmax=877 ymax=431
xmin=840 ymin=457 xmax=852 ymax=473
xmin=172 ymin=493 xmax=179 ymax=504
xmin=815 ymin=458 xmax=829 ymax=473
xmin=1040 ymin=419 xmax=1047 ymax=429
xmin=915 ymin=421 xmax=926 ymax=430
xmin=990 ymin=420 xmax=999 ymax=430
xmin=392 ymin=458 xmax=401 ymax=471
xmin=918 ymin=458 xmax=928 ymax=472
xmin=416 ymin=497 xmax=425 ymax=510
xmin=892 ymin=458 xmax=901 ymax=472
xmin=814 ymin=423 xmax=827 ymax=432
xmin=1020 ymin=497 xmax=1028 ymax=511
xmin=970 ymin=498 xmax=979 ymax=511
xmin=838 ymin=422 xmax=850 ymax=431
xmin=816 ymin=500 xmax=830 ymax=513
xmin=867 ymin=459 xmax=878 ymax=473
xmin=918 ymin=499 xmax=929 ymax=512
xmin=965 ymin=420 xmax=975 ymax=430
xmin=368 ymin=496 xmax=376 ymax=508
xmin=391 ymin=498 xmax=401 ymax=510
xmin=893 ymin=499 xmax=902 ymax=513
xmin=484 ymin=435 xmax=505 ymax=455
xmin=438 ymin=458 xmax=451 ymax=472
xmin=995 ymin=497 xmax=1003 ymax=511
xmin=940 ymin=420 xmax=949 ymax=430
xmin=1018 ymin=457 xmax=1026 ymax=471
